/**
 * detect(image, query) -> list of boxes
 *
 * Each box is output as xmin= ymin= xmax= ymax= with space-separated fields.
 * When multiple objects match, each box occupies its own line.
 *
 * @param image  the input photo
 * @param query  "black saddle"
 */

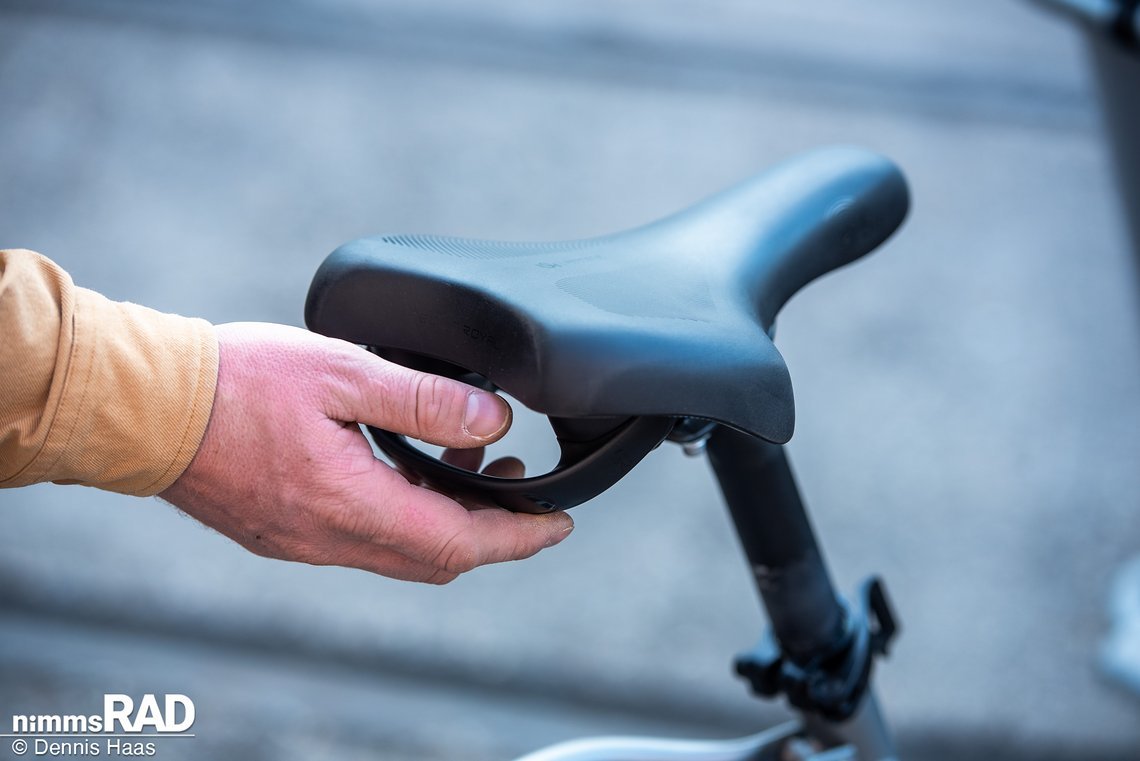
xmin=306 ymin=146 xmax=909 ymax=511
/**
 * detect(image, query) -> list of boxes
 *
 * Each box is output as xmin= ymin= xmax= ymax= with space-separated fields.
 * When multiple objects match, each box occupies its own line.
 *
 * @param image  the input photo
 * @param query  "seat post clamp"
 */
xmin=734 ymin=576 xmax=899 ymax=722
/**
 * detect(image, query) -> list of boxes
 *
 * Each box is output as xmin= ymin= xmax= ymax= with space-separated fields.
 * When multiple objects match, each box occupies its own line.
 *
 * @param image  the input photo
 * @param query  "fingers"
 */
xmin=329 ymin=348 xmax=512 ymax=449
xmin=396 ymin=451 xmax=524 ymax=510
xmin=337 ymin=469 xmax=573 ymax=577
xmin=437 ymin=449 xmax=522 ymax=478
xmin=459 ymin=457 xmax=526 ymax=510
xmin=400 ymin=451 xmax=525 ymax=510
xmin=481 ymin=456 xmax=524 ymax=478
xmin=441 ymin=447 xmax=485 ymax=473
xmin=324 ymin=543 xmax=462 ymax=585
xmin=399 ymin=488 xmax=573 ymax=573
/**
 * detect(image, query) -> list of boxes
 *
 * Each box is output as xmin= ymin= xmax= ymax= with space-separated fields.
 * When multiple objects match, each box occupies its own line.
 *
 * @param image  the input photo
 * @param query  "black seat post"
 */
xmin=706 ymin=426 xmax=846 ymax=665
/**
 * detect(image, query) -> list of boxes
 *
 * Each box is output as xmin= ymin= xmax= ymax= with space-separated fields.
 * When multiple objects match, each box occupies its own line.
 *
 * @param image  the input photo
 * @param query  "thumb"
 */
xmin=331 ymin=349 xmax=512 ymax=448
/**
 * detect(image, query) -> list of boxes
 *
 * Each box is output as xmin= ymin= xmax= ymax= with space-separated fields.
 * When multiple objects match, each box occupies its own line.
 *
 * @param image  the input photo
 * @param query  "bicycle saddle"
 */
xmin=306 ymin=146 xmax=908 ymax=511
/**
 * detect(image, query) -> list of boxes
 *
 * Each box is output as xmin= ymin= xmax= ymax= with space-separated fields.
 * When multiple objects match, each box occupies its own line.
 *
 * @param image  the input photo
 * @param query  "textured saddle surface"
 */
xmin=305 ymin=146 xmax=909 ymax=442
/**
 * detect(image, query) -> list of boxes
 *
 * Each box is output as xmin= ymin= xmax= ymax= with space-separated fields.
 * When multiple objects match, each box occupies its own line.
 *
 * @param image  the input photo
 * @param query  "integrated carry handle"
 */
xmin=371 ymin=415 xmax=675 ymax=513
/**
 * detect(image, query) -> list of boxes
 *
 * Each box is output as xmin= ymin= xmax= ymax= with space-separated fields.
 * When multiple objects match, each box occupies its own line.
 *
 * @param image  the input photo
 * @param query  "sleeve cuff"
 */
xmin=39 ymin=288 xmax=220 ymax=497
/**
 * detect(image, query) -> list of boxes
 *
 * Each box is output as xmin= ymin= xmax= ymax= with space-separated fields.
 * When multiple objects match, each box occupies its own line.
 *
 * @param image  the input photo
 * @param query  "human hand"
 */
xmin=161 ymin=322 xmax=573 ymax=584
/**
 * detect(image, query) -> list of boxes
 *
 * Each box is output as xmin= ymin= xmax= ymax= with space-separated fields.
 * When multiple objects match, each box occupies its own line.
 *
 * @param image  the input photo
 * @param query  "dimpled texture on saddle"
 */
xmin=305 ymin=146 xmax=909 ymax=442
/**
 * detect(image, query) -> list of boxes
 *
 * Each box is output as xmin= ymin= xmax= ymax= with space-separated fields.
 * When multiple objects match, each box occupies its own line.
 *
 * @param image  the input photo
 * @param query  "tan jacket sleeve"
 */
xmin=0 ymin=249 xmax=218 ymax=496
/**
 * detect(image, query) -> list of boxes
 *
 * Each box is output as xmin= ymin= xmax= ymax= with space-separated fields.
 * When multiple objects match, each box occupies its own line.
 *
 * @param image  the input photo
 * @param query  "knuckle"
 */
xmin=411 ymin=373 xmax=458 ymax=434
xmin=434 ymin=532 xmax=480 ymax=575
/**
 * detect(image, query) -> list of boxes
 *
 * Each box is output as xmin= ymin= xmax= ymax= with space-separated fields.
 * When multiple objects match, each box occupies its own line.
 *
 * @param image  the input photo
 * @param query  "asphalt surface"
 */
xmin=2 ymin=1 xmax=1140 ymax=758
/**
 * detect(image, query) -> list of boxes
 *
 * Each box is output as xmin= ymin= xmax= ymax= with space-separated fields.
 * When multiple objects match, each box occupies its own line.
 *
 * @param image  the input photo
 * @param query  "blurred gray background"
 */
xmin=2 ymin=1 xmax=1140 ymax=759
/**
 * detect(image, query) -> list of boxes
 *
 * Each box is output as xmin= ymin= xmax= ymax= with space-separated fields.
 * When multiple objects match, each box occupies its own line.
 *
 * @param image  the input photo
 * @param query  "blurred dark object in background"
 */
xmin=1039 ymin=0 xmax=1140 ymax=261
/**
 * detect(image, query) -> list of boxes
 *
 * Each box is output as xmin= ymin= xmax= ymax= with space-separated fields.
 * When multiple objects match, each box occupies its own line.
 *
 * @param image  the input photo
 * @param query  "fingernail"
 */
xmin=546 ymin=519 xmax=574 ymax=547
xmin=464 ymin=391 xmax=509 ymax=438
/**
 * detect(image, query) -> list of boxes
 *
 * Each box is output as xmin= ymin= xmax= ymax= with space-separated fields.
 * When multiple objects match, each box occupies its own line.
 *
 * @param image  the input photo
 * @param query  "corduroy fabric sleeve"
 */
xmin=0 ymin=249 xmax=219 ymax=496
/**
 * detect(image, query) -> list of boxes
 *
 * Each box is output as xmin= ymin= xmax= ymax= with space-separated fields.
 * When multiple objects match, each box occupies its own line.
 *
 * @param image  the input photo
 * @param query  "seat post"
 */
xmin=707 ymin=425 xmax=899 ymax=756
xmin=706 ymin=426 xmax=846 ymax=662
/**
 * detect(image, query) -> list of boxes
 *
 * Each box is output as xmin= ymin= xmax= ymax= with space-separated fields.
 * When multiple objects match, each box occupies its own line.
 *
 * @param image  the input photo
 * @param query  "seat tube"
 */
xmin=705 ymin=426 xmax=845 ymax=665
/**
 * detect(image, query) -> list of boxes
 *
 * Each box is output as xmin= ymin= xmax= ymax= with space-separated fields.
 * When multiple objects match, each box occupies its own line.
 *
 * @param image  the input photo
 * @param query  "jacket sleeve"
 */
xmin=0 ymin=249 xmax=219 ymax=496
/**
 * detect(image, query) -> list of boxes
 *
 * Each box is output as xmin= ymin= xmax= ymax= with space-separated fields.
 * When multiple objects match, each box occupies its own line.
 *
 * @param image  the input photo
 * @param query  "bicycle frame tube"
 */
xmin=706 ymin=426 xmax=897 ymax=760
